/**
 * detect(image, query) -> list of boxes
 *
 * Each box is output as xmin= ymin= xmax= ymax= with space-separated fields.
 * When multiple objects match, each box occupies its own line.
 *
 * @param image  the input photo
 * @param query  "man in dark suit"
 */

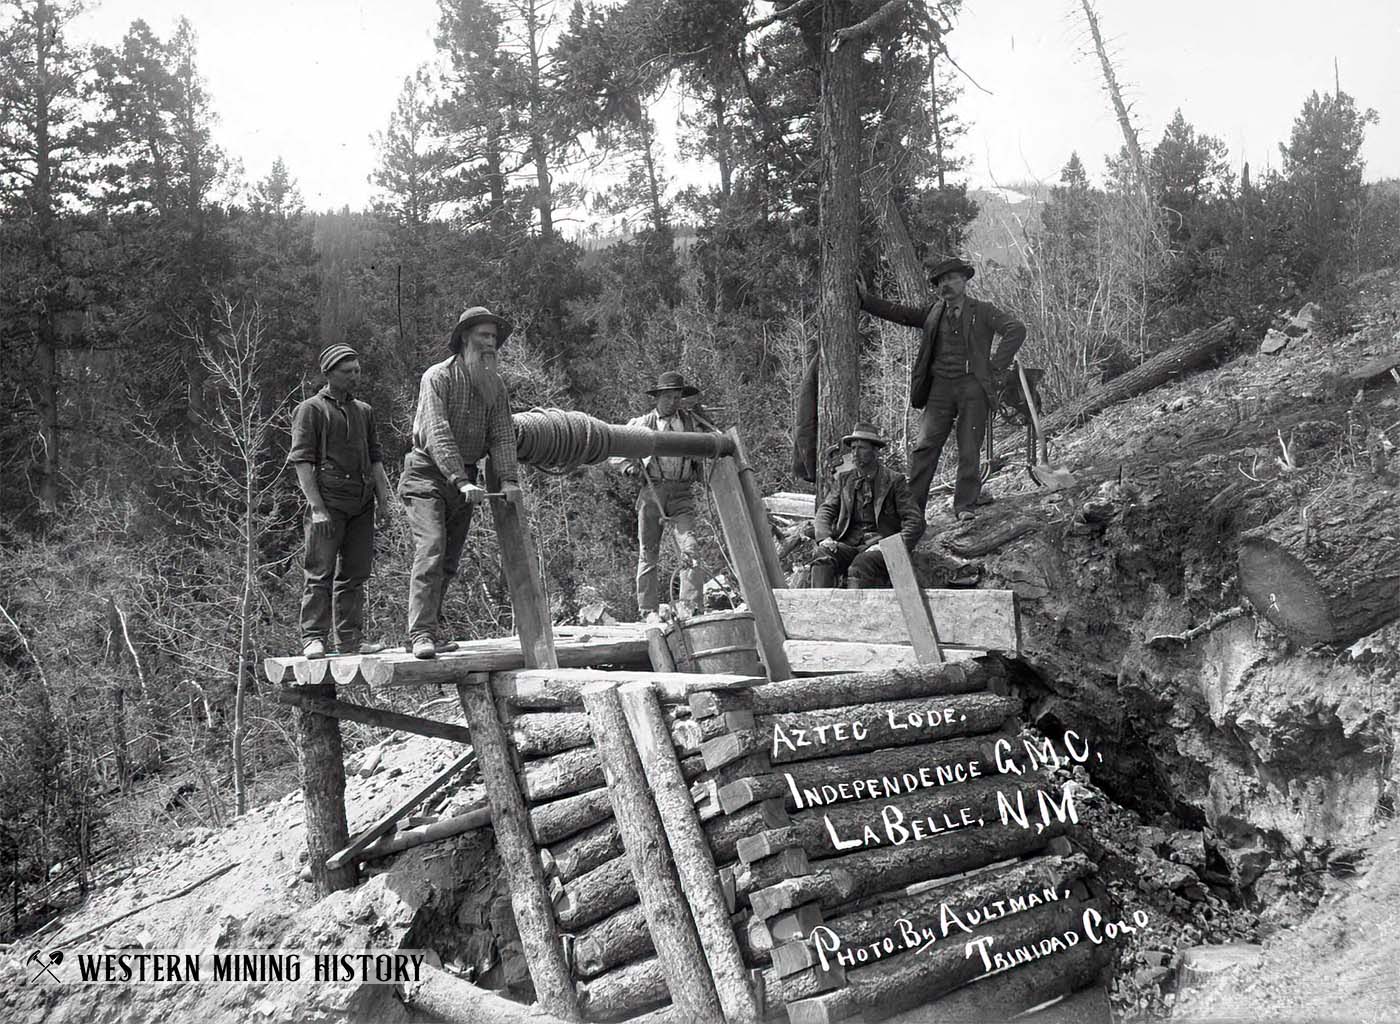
xmin=810 ymin=423 xmax=924 ymax=589
xmin=860 ymin=256 xmax=1026 ymax=520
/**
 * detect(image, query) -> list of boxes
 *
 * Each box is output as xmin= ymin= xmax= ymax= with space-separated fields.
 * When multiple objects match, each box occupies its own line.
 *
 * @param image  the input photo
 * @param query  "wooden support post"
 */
xmin=583 ymin=681 xmax=724 ymax=1024
xmin=709 ymin=455 xmax=792 ymax=680
xmin=619 ymin=681 xmax=762 ymax=1023
xmin=728 ymin=428 xmax=786 ymax=592
xmin=878 ymin=535 xmax=942 ymax=665
xmin=486 ymin=460 xmax=558 ymax=670
xmin=294 ymin=683 xmax=357 ymax=895
xmin=326 ymin=750 xmax=477 ymax=869
xmin=275 ymin=689 xmax=475 ymax=745
xmin=646 ymin=626 xmax=677 ymax=672
xmin=458 ymin=673 xmax=579 ymax=1020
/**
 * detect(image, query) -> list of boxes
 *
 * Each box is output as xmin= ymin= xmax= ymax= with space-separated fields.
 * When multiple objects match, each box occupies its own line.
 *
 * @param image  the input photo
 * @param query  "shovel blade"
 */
xmin=1030 ymin=463 xmax=1077 ymax=491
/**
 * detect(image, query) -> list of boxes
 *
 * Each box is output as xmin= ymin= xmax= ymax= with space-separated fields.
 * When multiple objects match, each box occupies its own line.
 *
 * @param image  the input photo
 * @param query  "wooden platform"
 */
xmin=264 ymin=625 xmax=652 ymax=688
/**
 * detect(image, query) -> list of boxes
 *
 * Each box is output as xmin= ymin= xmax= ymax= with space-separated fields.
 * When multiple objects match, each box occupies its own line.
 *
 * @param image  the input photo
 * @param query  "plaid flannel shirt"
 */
xmin=409 ymin=356 xmax=518 ymax=486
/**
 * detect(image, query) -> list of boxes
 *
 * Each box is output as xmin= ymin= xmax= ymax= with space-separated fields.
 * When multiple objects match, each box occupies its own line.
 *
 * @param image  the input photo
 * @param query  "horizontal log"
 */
xmin=689 ymin=691 xmax=755 ymax=719
xmin=751 ymin=694 xmax=1020 ymax=766
xmin=576 ymin=956 xmax=669 ymax=1022
xmin=273 ymin=689 xmax=475 ymax=745
xmin=575 ymin=903 xmax=654 ymax=979
xmin=785 ymin=641 xmax=982 ymax=674
xmin=521 ymin=745 xmax=604 ymax=803
xmin=672 ymin=714 xmax=729 ymax=754
xmin=512 ymin=712 xmax=593 ymax=758
xmin=353 ymin=636 xmax=654 ymax=688
xmin=1041 ymin=316 xmax=1238 ymax=435
xmin=745 ymin=820 xmax=1069 ymax=931
xmin=758 ymin=958 xmax=844 ymax=1016
xmin=748 ymin=660 xmax=1004 ymax=715
xmin=556 ymin=854 xmax=638 ymax=931
xmin=719 ymin=733 xmax=1009 ymax=814
xmin=775 ymin=588 xmax=1019 ymax=651
xmin=734 ymin=847 xmax=811 ymax=895
xmin=908 ymin=934 xmax=1111 ymax=1022
xmin=355 ymin=806 xmax=494 ymax=862
xmin=704 ymin=799 xmax=791 ymax=863
xmin=402 ymin=962 xmax=572 ymax=1024
xmin=494 ymin=669 xmax=761 ymax=709
xmin=543 ymin=818 xmax=624 ymax=884
xmin=530 ymin=787 xmax=614 ymax=845
xmin=784 ymin=898 xmax=1101 ymax=1024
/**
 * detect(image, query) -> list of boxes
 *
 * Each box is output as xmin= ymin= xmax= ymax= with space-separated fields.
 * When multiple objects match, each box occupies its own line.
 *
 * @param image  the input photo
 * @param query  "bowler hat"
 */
xmin=927 ymin=256 xmax=976 ymax=283
xmin=841 ymin=422 xmax=887 ymax=448
xmin=449 ymin=306 xmax=514 ymax=353
xmin=644 ymin=370 xmax=700 ymax=397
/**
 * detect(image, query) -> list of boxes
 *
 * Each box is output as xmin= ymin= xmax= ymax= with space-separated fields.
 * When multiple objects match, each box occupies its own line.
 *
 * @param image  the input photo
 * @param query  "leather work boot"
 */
xmin=303 ymin=638 xmax=327 ymax=659
xmin=411 ymin=636 xmax=437 ymax=660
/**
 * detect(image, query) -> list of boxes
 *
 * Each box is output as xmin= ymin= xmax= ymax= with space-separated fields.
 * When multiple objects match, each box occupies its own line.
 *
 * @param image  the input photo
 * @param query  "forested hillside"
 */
xmin=1 ymin=0 xmax=1396 ymax=943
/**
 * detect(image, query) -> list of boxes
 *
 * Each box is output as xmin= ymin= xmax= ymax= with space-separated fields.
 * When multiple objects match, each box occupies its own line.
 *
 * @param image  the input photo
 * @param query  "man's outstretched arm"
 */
xmin=858 ymin=279 xmax=929 ymax=328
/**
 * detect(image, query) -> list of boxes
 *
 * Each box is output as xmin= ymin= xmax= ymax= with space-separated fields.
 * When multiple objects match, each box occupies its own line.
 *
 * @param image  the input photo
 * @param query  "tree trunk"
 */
xmin=577 ymin=957 xmax=669 ymax=1022
xmin=814 ymin=0 xmax=864 ymax=504
xmin=871 ymin=161 xmax=928 ymax=303
xmin=525 ymin=0 xmax=555 ymax=241
xmin=294 ymin=684 xmax=357 ymax=894
xmin=1078 ymin=0 xmax=1147 ymax=200
xmin=1040 ymin=317 xmax=1238 ymax=435
xmin=1239 ymin=487 xmax=1400 ymax=644
xmin=638 ymin=117 xmax=666 ymax=235
xmin=712 ymin=83 xmax=733 ymax=200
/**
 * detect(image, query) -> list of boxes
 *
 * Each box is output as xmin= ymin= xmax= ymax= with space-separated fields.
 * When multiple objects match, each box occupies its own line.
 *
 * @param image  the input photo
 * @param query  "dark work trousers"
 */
xmin=636 ymin=480 xmax=701 ymax=614
xmin=811 ymin=539 xmax=890 ymax=589
xmin=909 ymin=374 xmax=989 ymax=516
xmin=300 ymin=500 xmax=374 ymax=650
xmin=400 ymin=452 xmax=476 ymax=643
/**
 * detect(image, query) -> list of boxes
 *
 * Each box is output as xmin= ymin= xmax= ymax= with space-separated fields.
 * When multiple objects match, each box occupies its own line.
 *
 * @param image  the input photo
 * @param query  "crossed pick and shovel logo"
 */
xmin=28 ymin=949 xmax=63 ymax=982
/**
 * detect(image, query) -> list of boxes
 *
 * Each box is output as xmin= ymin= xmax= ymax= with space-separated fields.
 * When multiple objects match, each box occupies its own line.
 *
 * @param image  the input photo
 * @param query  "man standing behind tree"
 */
xmin=289 ymin=344 xmax=393 ymax=659
xmin=617 ymin=370 xmax=705 ymax=624
xmin=810 ymin=423 xmax=923 ymax=588
xmin=859 ymin=257 xmax=1026 ymax=521
xmin=399 ymin=306 xmax=521 ymax=659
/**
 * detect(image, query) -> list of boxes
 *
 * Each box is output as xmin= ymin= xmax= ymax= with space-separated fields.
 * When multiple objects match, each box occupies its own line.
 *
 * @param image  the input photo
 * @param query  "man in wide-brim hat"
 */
xmin=858 ymin=255 xmax=1026 ymax=521
xmin=397 ymin=304 xmax=520 ymax=659
xmin=288 ymin=344 xmax=394 ymax=658
xmin=810 ymin=422 xmax=923 ymax=589
xmin=615 ymin=369 xmax=705 ymax=623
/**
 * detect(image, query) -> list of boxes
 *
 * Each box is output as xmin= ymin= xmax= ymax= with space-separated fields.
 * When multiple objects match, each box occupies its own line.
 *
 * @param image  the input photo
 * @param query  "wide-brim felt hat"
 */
xmin=927 ymin=256 xmax=976 ymax=283
xmin=841 ymin=422 xmax=887 ymax=448
xmin=645 ymin=370 xmax=700 ymax=397
xmin=449 ymin=306 xmax=514 ymax=352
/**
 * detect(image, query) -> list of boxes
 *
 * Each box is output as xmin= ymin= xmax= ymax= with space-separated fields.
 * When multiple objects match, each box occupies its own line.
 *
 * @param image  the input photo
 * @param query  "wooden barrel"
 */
xmin=665 ymin=611 xmax=763 ymax=676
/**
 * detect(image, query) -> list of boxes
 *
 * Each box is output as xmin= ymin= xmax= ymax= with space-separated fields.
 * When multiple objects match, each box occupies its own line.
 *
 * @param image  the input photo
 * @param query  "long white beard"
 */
xmin=463 ymin=346 xmax=505 ymax=407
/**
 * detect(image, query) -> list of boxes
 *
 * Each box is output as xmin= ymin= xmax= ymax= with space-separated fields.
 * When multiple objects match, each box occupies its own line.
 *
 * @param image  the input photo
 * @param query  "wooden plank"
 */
xmin=646 ymin=626 xmax=678 ymax=672
xmin=785 ymin=640 xmax=981 ymax=675
xmin=879 ymin=536 xmax=942 ymax=665
xmin=729 ymin=428 xmax=786 ymax=593
xmin=274 ymin=690 xmax=474 ymax=746
xmin=264 ymin=655 xmax=300 ymax=684
xmin=486 ymin=466 xmax=557 ymax=670
xmin=354 ymin=635 xmax=652 ymax=688
xmin=457 ymin=674 xmax=579 ymax=1019
xmin=493 ymin=669 xmax=761 ymax=709
xmin=775 ymin=588 xmax=1019 ymax=652
xmin=620 ymin=681 xmax=762 ymax=1023
xmin=326 ymin=751 xmax=478 ymax=870
xmin=710 ymin=455 xmax=793 ymax=680
xmin=585 ymin=681 xmax=725 ymax=1023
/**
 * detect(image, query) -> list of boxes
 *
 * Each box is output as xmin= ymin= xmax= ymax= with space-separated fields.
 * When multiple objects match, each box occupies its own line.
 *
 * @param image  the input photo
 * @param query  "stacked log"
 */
xmin=676 ymin=658 xmax=1111 ymax=1022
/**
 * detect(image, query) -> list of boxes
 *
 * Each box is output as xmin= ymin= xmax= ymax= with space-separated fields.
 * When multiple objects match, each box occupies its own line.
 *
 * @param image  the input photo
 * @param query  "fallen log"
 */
xmin=354 ymin=806 xmax=493 ymax=862
xmin=746 ymin=819 xmax=1069 ymax=933
xmin=530 ymin=787 xmax=614 ymax=845
xmin=327 ymin=751 xmax=478 ymax=870
xmin=718 ymin=733 xmax=1010 ymax=814
xmin=576 ymin=956 xmax=669 ymax=1022
xmin=582 ymin=681 xmax=723 ymax=1023
xmin=704 ymin=694 xmax=1020 ymax=769
xmin=1238 ymin=486 xmax=1400 ymax=644
xmin=1041 ymin=317 xmax=1239 ymax=435
xmin=543 ymin=819 xmax=624 ymax=884
xmin=401 ymin=962 xmax=572 ymax=1024
xmin=784 ymin=898 xmax=1105 ymax=1024
xmin=575 ymin=904 xmax=653 ymax=978
xmin=555 ymin=853 xmax=638 ymax=932
xmin=747 ymin=660 xmax=1004 ymax=715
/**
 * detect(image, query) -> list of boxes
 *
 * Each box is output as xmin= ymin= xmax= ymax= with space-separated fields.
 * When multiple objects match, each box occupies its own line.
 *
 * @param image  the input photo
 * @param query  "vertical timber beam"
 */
xmin=878 ymin=535 xmax=943 ymax=665
xmin=487 ymin=458 xmax=558 ymax=669
xmin=620 ymin=681 xmax=762 ymax=1023
xmin=458 ymin=672 xmax=579 ymax=1019
xmin=583 ymin=682 xmax=724 ymax=1023
xmin=295 ymin=683 xmax=357 ymax=895
xmin=710 ymin=455 xmax=793 ymax=680
xmin=727 ymin=428 xmax=786 ymax=591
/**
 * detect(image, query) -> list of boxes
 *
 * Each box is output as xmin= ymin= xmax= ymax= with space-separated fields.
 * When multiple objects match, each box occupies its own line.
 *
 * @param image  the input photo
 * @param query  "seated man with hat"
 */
xmin=289 ymin=344 xmax=394 ymax=658
xmin=810 ymin=423 xmax=923 ymax=589
xmin=859 ymin=256 xmax=1026 ymax=521
xmin=399 ymin=306 xmax=521 ymax=659
xmin=617 ymin=370 xmax=706 ymax=623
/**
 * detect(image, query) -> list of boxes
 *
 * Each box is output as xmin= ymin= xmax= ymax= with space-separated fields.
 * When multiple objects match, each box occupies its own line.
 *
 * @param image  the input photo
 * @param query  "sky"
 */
xmin=69 ymin=0 xmax=1400 ymax=214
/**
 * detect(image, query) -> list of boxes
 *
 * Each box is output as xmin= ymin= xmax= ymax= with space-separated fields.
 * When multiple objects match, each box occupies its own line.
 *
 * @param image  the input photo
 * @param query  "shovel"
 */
xmin=1016 ymin=360 xmax=1076 ymax=491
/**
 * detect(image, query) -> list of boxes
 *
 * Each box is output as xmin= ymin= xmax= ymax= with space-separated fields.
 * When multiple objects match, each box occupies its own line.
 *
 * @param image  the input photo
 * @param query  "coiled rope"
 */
xmin=512 ymin=407 xmax=732 ymax=472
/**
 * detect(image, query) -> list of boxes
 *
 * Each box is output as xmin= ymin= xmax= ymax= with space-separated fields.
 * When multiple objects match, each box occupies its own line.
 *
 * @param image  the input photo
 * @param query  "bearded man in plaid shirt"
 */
xmin=398 ymin=306 xmax=521 ymax=659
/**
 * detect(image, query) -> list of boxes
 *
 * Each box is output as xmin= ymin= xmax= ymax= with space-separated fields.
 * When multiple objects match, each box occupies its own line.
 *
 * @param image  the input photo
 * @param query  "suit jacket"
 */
xmin=861 ymin=292 xmax=1027 ymax=410
xmin=814 ymin=464 xmax=924 ymax=551
xmin=614 ymin=407 xmax=702 ymax=481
